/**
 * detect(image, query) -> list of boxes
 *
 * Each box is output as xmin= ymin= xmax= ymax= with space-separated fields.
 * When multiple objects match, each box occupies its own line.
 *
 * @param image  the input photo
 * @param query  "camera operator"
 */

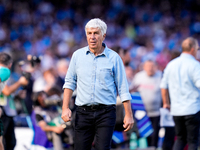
xmin=1 ymin=76 xmax=28 ymax=150
xmin=0 ymin=55 xmax=29 ymax=150
xmin=18 ymin=54 xmax=42 ymax=115
xmin=0 ymin=52 xmax=13 ymax=150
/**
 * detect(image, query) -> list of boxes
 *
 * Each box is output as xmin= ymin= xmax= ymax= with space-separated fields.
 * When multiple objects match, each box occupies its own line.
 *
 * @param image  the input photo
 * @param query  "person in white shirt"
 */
xmin=130 ymin=60 xmax=162 ymax=148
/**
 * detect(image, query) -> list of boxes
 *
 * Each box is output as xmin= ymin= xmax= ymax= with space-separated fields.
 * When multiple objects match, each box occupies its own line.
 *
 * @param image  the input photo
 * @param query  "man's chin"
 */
xmin=89 ymin=45 xmax=98 ymax=49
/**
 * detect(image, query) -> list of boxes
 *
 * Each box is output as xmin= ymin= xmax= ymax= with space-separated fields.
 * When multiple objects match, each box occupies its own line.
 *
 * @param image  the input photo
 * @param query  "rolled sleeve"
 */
xmin=160 ymin=68 xmax=168 ymax=89
xmin=62 ymin=53 xmax=77 ymax=91
xmin=114 ymin=56 xmax=132 ymax=102
xmin=120 ymin=92 xmax=132 ymax=102
xmin=192 ymin=62 xmax=200 ymax=89
xmin=160 ymin=78 xmax=168 ymax=89
xmin=63 ymin=79 xmax=76 ymax=91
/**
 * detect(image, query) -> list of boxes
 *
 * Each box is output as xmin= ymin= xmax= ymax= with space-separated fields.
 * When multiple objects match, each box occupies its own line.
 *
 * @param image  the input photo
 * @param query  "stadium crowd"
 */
xmin=0 ymin=0 xmax=200 ymax=149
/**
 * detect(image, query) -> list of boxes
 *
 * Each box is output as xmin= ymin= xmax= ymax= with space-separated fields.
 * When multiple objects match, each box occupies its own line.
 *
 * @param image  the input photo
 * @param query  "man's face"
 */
xmin=143 ymin=61 xmax=156 ymax=76
xmin=86 ymin=27 xmax=105 ymax=51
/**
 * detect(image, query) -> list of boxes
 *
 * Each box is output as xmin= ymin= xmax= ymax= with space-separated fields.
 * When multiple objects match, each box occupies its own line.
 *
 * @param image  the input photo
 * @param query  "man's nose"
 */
xmin=91 ymin=34 xmax=95 ymax=38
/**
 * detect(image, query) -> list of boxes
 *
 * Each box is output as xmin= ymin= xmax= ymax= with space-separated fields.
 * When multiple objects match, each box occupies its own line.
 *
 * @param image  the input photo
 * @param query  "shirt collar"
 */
xmin=180 ymin=53 xmax=195 ymax=60
xmin=85 ymin=43 xmax=108 ymax=57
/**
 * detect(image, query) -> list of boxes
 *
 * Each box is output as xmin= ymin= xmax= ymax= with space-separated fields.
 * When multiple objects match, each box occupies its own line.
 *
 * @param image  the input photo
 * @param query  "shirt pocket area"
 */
xmin=99 ymin=68 xmax=114 ymax=87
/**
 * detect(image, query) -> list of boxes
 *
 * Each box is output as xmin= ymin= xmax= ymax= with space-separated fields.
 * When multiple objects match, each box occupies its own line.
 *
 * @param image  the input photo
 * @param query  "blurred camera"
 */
xmin=18 ymin=55 xmax=42 ymax=80
xmin=28 ymin=55 xmax=42 ymax=67
xmin=44 ymin=94 xmax=63 ymax=107
xmin=21 ymin=71 xmax=32 ymax=80
xmin=19 ymin=55 xmax=42 ymax=68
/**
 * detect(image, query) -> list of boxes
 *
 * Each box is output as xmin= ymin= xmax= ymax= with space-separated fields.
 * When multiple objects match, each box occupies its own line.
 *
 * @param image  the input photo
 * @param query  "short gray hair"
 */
xmin=85 ymin=18 xmax=107 ymax=36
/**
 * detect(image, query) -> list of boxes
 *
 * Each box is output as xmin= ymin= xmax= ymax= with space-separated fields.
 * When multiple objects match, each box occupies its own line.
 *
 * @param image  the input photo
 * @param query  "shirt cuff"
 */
xmin=120 ymin=93 xmax=132 ymax=102
xmin=63 ymin=82 xmax=76 ymax=91
xmin=160 ymin=82 xmax=168 ymax=89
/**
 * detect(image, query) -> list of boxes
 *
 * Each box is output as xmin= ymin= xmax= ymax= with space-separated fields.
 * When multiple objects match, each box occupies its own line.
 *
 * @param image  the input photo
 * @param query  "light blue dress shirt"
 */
xmin=160 ymin=53 xmax=200 ymax=116
xmin=63 ymin=43 xmax=132 ymax=106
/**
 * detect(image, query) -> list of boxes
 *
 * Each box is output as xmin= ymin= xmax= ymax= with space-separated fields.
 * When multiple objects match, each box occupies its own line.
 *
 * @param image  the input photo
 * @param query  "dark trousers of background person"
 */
xmin=1 ymin=114 xmax=16 ymax=150
xmin=74 ymin=105 xmax=116 ymax=150
xmin=173 ymin=111 xmax=200 ymax=150
xmin=147 ymin=116 xmax=160 ymax=148
xmin=162 ymin=127 xmax=175 ymax=150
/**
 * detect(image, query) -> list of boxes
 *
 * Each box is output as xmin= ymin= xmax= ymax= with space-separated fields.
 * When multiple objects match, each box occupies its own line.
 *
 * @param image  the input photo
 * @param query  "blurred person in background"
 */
xmin=160 ymin=37 xmax=200 ymax=150
xmin=0 ymin=52 xmax=13 ymax=150
xmin=112 ymin=46 xmax=131 ymax=67
xmin=55 ymin=59 xmax=69 ymax=90
xmin=0 ymin=55 xmax=29 ymax=150
xmin=33 ymin=90 xmax=64 ymax=150
xmin=130 ymin=60 xmax=162 ymax=149
xmin=33 ymin=68 xmax=57 ymax=93
xmin=112 ymin=46 xmax=134 ymax=87
xmin=32 ymin=88 xmax=73 ymax=150
xmin=1 ymin=76 xmax=28 ymax=150
xmin=125 ymin=65 xmax=135 ymax=88
xmin=16 ymin=54 xmax=42 ymax=115
xmin=61 ymin=18 xmax=134 ymax=150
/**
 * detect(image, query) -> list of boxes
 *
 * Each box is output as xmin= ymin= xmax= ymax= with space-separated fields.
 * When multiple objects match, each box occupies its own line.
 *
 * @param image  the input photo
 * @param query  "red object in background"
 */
xmin=174 ymin=136 xmax=188 ymax=150
xmin=184 ymin=145 xmax=188 ymax=150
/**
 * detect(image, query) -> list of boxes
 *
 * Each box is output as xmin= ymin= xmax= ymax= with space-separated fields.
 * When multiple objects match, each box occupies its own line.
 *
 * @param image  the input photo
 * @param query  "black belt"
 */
xmin=78 ymin=104 xmax=115 ymax=111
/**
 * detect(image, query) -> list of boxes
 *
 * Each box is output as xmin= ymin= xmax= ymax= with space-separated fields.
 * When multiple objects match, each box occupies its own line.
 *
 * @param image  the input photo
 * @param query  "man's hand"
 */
xmin=122 ymin=100 xmax=134 ymax=132
xmin=123 ymin=114 xmax=134 ymax=132
xmin=161 ymin=88 xmax=171 ymax=110
xmin=163 ymin=103 xmax=170 ymax=110
xmin=18 ymin=76 xmax=29 ymax=86
xmin=61 ymin=108 xmax=72 ymax=122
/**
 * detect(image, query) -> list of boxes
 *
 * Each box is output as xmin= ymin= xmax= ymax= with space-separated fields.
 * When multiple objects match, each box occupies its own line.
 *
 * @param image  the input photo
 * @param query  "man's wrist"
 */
xmin=62 ymin=106 xmax=69 ymax=110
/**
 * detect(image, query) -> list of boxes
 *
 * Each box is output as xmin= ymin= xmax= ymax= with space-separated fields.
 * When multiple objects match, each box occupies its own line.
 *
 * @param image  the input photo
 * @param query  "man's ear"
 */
xmin=103 ymin=34 xmax=106 ymax=39
xmin=190 ymin=47 xmax=195 ymax=55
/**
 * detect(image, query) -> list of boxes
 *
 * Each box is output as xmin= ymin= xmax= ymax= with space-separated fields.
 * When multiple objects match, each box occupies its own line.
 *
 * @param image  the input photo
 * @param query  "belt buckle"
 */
xmin=91 ymin=104 xmax=96 ymax=110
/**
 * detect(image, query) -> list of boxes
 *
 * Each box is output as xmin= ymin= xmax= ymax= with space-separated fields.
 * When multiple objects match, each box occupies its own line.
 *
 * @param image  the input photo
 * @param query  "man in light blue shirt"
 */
xmin=160 ymin=37 xmax=200 ymax=150
xmin=61 ymin=18 xmax=134 ymax=150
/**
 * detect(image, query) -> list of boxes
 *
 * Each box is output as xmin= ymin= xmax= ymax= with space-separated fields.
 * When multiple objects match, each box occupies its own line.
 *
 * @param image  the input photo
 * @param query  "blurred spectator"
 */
xmin=0 ymin=0 xmax=199 ymax=74
xmin=125 ymin=65 xmax=134 ymax=87
xmin=130 ymin=60 xmax=162 ymax=149
xmin=55 ymin=58 xmax=69 ymax=90
xmin=33 ymin=91 xmax=67 ymax=150
xmin=112 ymin=46 xmax=131 ymax=66
xmin=33 ymin=68 xmax=57 ymax=92
xmin=156 ymin=48 xmax=171 ymax=72
xmin=170 ymin=50 xmax=181 ymax=60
